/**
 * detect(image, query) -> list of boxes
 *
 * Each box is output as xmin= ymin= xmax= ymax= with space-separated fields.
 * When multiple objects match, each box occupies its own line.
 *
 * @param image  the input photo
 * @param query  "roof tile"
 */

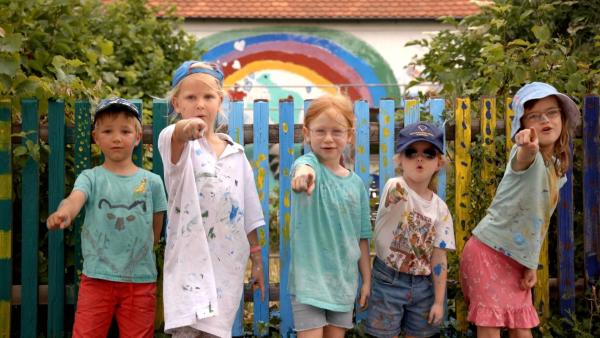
xmin=140 ymin=0 xmax=483 ymax=19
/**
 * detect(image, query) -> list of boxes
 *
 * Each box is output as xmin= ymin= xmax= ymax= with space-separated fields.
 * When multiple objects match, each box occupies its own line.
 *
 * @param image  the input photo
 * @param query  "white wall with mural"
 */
xmin=183 ymin=21 xmax=447 ymax=122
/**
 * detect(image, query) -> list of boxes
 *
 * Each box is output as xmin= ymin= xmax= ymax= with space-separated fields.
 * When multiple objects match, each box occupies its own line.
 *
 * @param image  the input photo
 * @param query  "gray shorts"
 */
xmin=291 ymin=296 xmax=354 ymax=332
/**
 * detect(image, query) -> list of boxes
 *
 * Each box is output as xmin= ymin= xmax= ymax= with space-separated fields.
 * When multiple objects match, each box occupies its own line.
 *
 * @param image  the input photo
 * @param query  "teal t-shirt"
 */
xmin=74 ymin=166 xmax=167 ymax=282
xmin=289 ymin=153 xmax=372 ymax=312
xmin=472 ymin=145 xmax=566 ymax=269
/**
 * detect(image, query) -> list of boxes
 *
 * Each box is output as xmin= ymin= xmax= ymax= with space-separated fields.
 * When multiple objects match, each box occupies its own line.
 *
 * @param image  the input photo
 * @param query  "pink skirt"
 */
xmin=459 ymin=236 xmax=539 ymax=328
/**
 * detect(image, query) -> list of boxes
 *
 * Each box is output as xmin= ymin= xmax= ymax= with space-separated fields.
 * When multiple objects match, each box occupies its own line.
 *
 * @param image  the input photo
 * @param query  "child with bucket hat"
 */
xmin=460 ymin=82 xmax=580 ymax=336
xmin=366 ymin=121 xmax=455 ymax=337
xmin=158 ymin=60 xmax=265 ymax=338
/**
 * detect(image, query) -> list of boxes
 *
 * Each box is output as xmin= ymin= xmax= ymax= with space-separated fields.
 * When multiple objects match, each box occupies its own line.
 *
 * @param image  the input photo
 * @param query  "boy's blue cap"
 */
xmin=172 ymin=60 xmax=224 ymax=88
xmin=396 ymin=122 xmax=444 ymax=154
xmin=94 ymin=97 xmax=141 ymax=123
xmin=511 ymin=82 xmax=580 ymax=140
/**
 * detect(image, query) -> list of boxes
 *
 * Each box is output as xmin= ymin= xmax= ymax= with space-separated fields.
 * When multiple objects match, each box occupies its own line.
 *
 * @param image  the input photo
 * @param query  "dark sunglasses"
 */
xmin=404 ymin=147 xmax=438 ymax=160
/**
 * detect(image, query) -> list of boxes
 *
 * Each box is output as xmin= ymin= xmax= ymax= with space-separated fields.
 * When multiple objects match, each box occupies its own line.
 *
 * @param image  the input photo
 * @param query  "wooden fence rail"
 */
xmin=0 ymin=96 xmax=599 ymax=337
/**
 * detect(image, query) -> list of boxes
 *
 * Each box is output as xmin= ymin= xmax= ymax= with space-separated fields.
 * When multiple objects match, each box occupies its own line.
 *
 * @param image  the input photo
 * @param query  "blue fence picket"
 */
xmin=303 ymin=100 xmax=312 ymax=154
xmin=278 ymin=99 xmax=295 ymax=337
xmin=583 ymin=95 xmax=600 ymax=285
xmin=429 ymin=99 xmax=446 ymax=199
xmin=354 ymin=100 xmax=370 ymax=188
xmin=21 ymin=99 xmax=39 ymax=337
xmin=48 ymin=100 xmax=66 ymax=338
xmin=229 ymin=100 xmax=245 ymax=337
xmin=378 ymin=99 xmax=395 ymax=193
xmin=404 ymin=99 xmax=420 ymax=125
xmin=353 ymin=99 xmax=370 ymax=323
xmin=252 ymin=100 xmax=270 ymax=336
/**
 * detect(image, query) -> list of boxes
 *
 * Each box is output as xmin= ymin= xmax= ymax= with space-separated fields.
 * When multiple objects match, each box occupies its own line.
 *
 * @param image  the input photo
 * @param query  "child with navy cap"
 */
xmin=460 ymin=82 xmax=580 ymax=337
xmin=47 ymin=98 xmax=168 ymax=337
xmin=365 ymin=121 xmax=455 ymax=338
xmin=158 ymin=61 xmax=265 ymax=338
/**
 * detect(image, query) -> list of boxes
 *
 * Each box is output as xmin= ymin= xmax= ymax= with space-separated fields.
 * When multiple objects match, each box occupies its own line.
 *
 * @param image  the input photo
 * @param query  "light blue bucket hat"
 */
xmin=511 ymin=82 xmax=580 ymax=140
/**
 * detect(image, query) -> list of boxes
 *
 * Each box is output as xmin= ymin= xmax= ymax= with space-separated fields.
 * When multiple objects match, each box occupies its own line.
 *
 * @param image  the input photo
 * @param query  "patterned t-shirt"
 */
xmin=74 ymin=166 xmax=167 ymax=282
xmin=374 ymin=176 xmax=455 ymax=275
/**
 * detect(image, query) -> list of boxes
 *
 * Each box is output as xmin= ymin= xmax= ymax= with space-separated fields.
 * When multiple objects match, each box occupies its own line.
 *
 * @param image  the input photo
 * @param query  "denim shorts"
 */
xmin=365 ymin=257 xmax=439 ymax=338
xmin=291 ymin=296 xmax=354 ymax=331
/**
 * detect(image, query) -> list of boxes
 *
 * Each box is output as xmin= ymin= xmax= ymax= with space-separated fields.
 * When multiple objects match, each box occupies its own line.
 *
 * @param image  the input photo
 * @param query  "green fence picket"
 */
xmin=48 ymin=100 xmax=66 ymax=337
xmin=20 ymin=99 xmax=39 ymax=337
xmin=73 ymin=100 xmax=92 ymax=298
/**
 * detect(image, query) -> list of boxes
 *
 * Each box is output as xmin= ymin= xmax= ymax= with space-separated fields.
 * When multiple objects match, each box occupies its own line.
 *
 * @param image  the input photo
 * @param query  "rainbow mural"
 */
xmin=197 ymin=26 xmax=400 ymax=122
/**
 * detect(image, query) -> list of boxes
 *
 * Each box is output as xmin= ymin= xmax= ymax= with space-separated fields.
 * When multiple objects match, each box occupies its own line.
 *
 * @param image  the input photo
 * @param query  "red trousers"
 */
xmin=72 ymin=274 xmax=156 ymax=338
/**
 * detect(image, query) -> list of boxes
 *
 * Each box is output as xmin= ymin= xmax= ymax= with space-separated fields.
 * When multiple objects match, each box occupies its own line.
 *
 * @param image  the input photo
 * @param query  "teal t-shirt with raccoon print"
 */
xmin=73 ymin=166 xmax=167 ymax=282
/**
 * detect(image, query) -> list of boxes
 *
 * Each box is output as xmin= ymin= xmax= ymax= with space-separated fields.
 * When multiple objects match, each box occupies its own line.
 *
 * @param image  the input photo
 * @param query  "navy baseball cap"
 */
xmin=511 ymin=82 xmax=580 ymax=140
xmin=94 ymin=98 xmax=141 ymax=124
xmin=396 ymin=121 xmax=444 ymax=154
xmin=172 ymin=60 xmax=224 ymax=88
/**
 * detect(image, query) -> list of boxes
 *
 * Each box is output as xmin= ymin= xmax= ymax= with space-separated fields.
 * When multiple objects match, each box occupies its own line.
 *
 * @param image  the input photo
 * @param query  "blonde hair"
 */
xmin=166 ymin=61 xmax=227 ymax=128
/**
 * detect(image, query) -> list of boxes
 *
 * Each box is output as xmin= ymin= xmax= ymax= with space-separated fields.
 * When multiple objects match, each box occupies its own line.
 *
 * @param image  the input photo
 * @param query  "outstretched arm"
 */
xmin=513 ymin=127 xmax=539 ymax=171
xmin=46 ymin=190 xmax=86 ymax=230
xmin=170 ymin=118 xmax=207 ymax=164
xmin=291 ymin=164 xmax=316 ymax=195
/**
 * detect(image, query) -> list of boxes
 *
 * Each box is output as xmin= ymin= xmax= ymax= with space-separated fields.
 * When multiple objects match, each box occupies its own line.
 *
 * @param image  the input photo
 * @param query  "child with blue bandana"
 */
xmin=158 ymin=60 xmax=265 ymax=338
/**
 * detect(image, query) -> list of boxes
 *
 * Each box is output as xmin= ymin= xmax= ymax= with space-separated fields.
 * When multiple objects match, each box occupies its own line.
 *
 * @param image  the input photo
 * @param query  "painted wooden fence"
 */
xmin=1 ymin=95 xmax=599 ymax=337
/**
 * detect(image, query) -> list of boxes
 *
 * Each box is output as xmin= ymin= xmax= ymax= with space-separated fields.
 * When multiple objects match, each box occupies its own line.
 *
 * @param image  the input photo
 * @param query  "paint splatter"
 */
xmin=433 ymin=263 xmax=443 ymax=276
xmin=513 ymin=232 xmax=527 ymax=246
xmin=439 ymin=240 xmax=447 ymax=249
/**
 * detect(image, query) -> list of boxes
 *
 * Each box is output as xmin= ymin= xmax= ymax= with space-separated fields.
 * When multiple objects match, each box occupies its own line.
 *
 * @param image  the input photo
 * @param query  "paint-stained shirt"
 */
xmin=374 ymin=176 xmax=455 ymax=276
xmin=73 ymin=166 xmax=167 ymax=282
xmin=289 ymin=153 xmax=372 ymax=312
xmin=158 ymin=125 xmax=264 ymax=338
xmin=473 ymin=145 xmax=565 ymax=270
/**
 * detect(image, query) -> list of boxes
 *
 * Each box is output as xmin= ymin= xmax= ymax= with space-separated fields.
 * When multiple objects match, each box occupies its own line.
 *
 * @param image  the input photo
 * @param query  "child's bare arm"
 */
xmin=429 ymin=247 xmax=448 ymax=324
xmin=247 ymin=229 xmax=265 ymax=301
xmin=357 ymin=239 xmax=371 ymax=309
xmin=46 ymin=190 xmax=86 ymax=230
xmin=170 ymin=118 xmax=207 ymax=163
xmin=152 ymin=212 xmax=165 ymax=246
xmin=291 ymin=164 xmax=316 ymax=195
xmin=513 ymin=127 xmax=539 ymax=171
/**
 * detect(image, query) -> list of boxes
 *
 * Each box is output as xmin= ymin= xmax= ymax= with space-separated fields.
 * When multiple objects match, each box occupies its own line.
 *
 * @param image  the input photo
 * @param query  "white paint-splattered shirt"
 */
xmin=374 ymin=176 xmax=455 ymax=276
xmin=158 ymin=125 xmax=264 ymax=337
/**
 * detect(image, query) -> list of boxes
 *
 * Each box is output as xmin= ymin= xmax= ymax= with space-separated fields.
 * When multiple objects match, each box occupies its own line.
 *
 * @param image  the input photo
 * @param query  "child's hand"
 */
xmin=250 ymin=252 xmax=265 ymax=301
xmin=46 ymin=211 xmax=71 ymax=230
xmin=385 ymin=181 xmax=407 ymax=207
xmin=358 ymin=282 xmax=370 ymax=310
xmin=520 ymin=268 xmax=537 ymax=289
xmin=291 ymin=165 xmax=316 ymax=195
xmin=179 ymin=118 xmax=207 ymax=141
xmin=428 ymin=302 xmax=444 ymax=325
xmin=515 ymin=127 xmax=539 ymax=155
